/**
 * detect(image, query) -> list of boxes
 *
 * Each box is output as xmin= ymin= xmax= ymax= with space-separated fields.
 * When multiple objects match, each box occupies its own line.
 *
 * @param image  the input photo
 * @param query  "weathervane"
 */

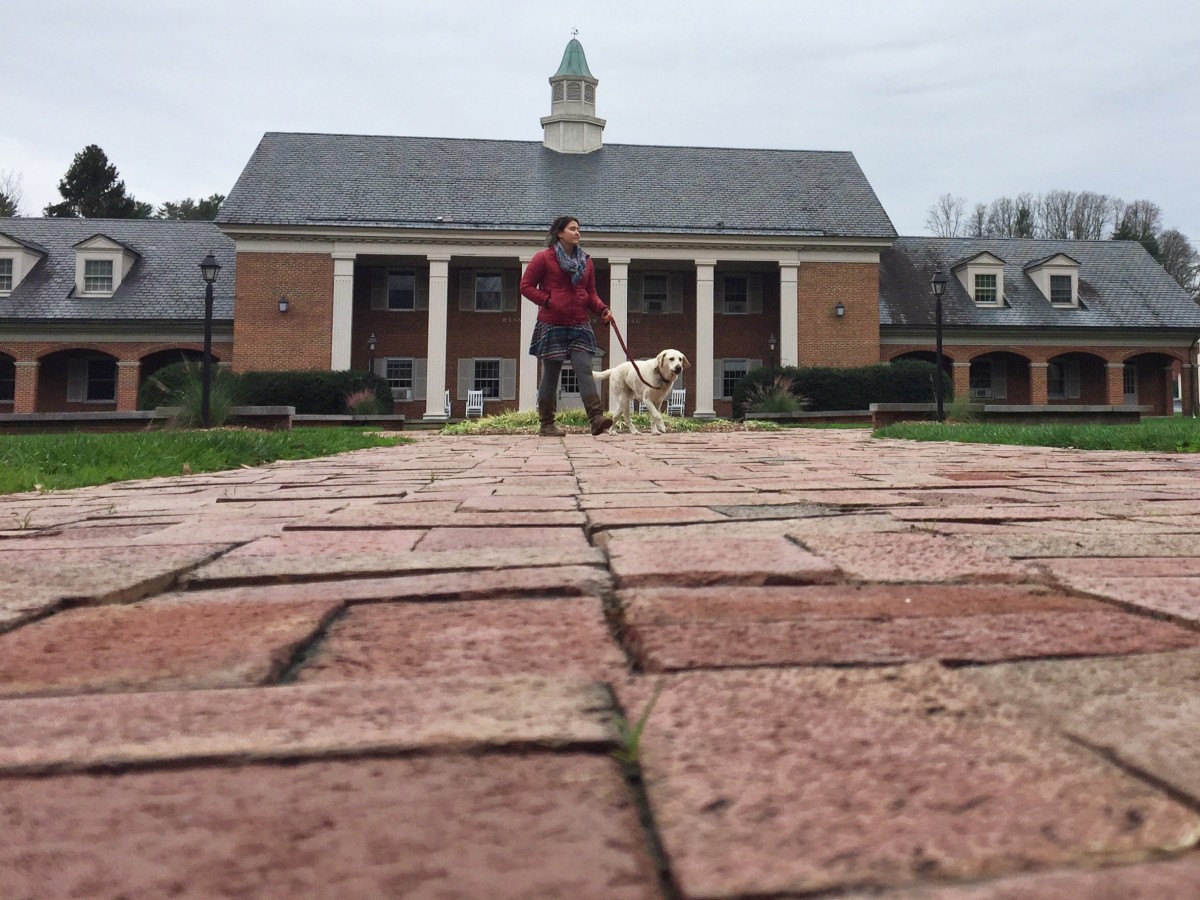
xmin=571 ymin=27 xmax=579 ymax=38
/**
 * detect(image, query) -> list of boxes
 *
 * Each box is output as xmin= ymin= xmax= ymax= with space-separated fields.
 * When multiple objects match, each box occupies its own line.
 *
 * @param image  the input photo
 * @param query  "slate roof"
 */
xmin=0 ymin=219 xmax=234 ymax=322
xmin=880 ymin=237 xmax=1200 ymax=330
xmin=216 ymin=132 xmax=897 ymax=240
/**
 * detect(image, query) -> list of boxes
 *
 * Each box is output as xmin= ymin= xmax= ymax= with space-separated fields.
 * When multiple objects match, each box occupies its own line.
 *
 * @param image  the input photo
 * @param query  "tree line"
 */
xmin=926 ymin=191 xmax=1199 ymax=298
xmin=0 ymin=145 xmax=223 ymax=221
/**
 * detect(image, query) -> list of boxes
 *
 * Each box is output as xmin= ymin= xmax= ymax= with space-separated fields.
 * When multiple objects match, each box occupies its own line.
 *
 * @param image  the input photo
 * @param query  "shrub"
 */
xmin=744 ymin=375 xmax=807 ymax=414
xmin=236 ymin=370 xmax=394 ymax=414
xmin=731 ymin=360 xmax=951 ymax=417
xmin=345 ymin=388 xmax=381 ymax=415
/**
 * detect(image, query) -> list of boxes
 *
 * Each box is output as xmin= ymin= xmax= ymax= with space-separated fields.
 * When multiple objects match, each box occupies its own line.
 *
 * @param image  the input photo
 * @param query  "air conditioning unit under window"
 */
xmin=969 ymin=387 xmax=992 ymax=399
xmin=393 ymin=388 xmax=412 ymax=401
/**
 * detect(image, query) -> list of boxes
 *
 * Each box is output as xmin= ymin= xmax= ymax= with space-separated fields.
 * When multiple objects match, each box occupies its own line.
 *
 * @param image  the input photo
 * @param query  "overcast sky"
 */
xmin=4 ymin=0 xmax=1198 ymax=245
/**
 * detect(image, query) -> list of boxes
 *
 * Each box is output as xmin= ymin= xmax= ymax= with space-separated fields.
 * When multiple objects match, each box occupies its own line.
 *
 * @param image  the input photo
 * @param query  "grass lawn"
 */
xmin=874 ymin=416 xmax=1200 ymax=452
xmin=0 ymin=428 xmax=406 ymax=495
xmin=442 ymin=409 xmax=783 ymax=435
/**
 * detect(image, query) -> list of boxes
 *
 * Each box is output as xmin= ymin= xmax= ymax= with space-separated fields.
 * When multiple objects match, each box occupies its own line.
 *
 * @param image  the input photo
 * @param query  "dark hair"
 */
xmin=546 ymin=215 xmax=579 ymax=248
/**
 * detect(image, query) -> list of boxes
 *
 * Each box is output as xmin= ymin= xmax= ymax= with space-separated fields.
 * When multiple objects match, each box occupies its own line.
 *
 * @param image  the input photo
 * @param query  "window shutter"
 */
xmin=714 ymin=274 xmax=725 ymax=307
xmin=457 ymin=358 xmax=472 ymax=400
xmin=413 ymin=359 xmax=427 ymax=400
xmin=502 ymin=272 xmax=519 ymax=311
xmin=372 ymin=358 xmax=387 ymax=378
xmin=370 ymin=270 xmax=387 ymax=311
xmin=713 ymin=360 xmax=725 ymax=399
xmin=416 ymin=271 xmax=429 ymax=310
xmin=668 ymin=273 xmax=685 ymax=314
xmin=458 ymin=269 xmax=475 ymax=311
xmin=67 ymin=359 xmax=87 ymax=402
xmin=1065 ymin=360 xmax=1081 ymax=399
xmin=993 ymin=359 xmax=1007 ymax=399
xmin=748 ymin=274 xmax=763 ymax=314
xmin=500 ymin=359 xmax=516 ymax=400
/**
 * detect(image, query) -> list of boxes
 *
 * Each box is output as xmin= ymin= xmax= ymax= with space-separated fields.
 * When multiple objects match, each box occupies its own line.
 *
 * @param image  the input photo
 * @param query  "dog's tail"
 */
xmin=594 ymin=367 xmax=615 ymax=383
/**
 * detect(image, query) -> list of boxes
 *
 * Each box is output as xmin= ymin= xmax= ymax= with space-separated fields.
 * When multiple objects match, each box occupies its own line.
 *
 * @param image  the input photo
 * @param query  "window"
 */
xmin=560 ymin=365 xmax=579 ymax=395
xmin=1050 ymin=275 xmax=1073 ymax=304
xmin=723 ymin=275 xmax=748 ymax=314
xmin=83 ymin=259 xmax=114 ymax=293
xmin=385 ymin=358 xmax=414 ymax=399
xmin=722 ymin=359 xmax=749 ymax=399
xmin=0 ymin=359 xmax=14 ymax=402
xmin=387 ymin=271 xmax=416 ymax=310
xmin=969 ymin=361 xmax=992 ymax=399
xmin=0 ymin=258 xmax=12 ymax=293
xmin=642 ymin=275 xmax=668 ymax=314
xmin=974 ymin=273 xmax=997 ymax=304
xmin=1047 ymin=360 xmax=1080 ymax=399
xmin=68 ymin=357 xmax=117 ymax=402
xmin=474 ymin=358 xmax=501 ymax=398
xmin=475 ymin=273 xmax=503 ymax=311
xmin=1123 ymin=365 xmax=1137 ymax=396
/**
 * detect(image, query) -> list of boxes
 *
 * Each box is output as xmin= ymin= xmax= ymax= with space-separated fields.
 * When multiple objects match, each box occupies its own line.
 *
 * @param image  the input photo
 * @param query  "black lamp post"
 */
xmin=367 ymin=332 xmax=377 ymax=372
xmin=199 ymin=251 xmax=221 ymax=428
xmin=930 ymin=270 xmax=948 ymax=422
xmin=768 ymin=333 xmax=777 ymax=369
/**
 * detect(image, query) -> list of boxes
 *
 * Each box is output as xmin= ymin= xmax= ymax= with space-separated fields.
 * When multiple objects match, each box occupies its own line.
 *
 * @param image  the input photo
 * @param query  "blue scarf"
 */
xmin=554 ymin=241 xmax=588 ymax=285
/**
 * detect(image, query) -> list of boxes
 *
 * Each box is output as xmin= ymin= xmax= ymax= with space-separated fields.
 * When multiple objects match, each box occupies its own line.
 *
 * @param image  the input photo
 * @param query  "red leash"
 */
xmin=605 ymin=316 xmax=658 ymax=390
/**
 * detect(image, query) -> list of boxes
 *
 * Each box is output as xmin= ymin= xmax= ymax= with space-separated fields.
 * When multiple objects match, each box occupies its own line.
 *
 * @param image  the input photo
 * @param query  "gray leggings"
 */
xmin=538 ymin=350 xmax=599 ymax=406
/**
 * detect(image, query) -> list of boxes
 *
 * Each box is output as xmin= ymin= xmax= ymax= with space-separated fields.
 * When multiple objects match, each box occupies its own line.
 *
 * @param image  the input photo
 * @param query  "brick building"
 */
xmin=3 ymin=38 xmax=1197 ymax=417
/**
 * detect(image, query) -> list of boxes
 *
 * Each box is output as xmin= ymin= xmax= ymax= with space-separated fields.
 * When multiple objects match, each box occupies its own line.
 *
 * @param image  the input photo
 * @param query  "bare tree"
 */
xmin=1039 ymin=190 xmax=1077 ymax=239
xmin=0 ymin=169 xmax=25 ymax=217
xmin=925 ymin=193 xmax=967 ymax=237
xmin=1159 ymin=228 xmax=1200 ymax=297
xmin=1113 ymin=199 xmax=1163 ymax=241
xmin=1068 ymin=191 xmax=1117 ymax=241
xmin=966 ymin=203 xmax=988 ymax=237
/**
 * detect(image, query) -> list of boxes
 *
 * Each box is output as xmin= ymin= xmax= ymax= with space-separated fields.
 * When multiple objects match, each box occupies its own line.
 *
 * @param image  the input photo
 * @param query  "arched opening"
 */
xmin=566 ymin=82 xmax=582 ymax=101
xmin=0 ymin=353 xmax=15 ymax=406
xmin=552 ymin=82 xmax=564 ymax=103
xmin=37 ymin=349 xmax=119 ymax=412
xmin=967 ymin=351 xmax=1031 ymax=404
xmin=1046 ymin=351 xmax=1107 ymax=405
xmin=1122 ymin=352 xmax=1177 ymax=416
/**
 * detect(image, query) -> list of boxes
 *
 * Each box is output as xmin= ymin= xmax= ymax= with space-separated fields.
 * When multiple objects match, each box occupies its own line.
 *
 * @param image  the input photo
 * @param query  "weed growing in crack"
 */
xmin=612 ymin=683 xmax=664 ymax=767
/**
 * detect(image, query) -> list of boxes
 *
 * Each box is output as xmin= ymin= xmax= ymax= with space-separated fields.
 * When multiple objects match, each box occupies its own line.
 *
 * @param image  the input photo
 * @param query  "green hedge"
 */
xmin=732 ymin=360 xmax=951 ymax=418
xmin=236 ymin=370 xmax=394 ymax=414
xmin=138 ymin=363 xmax=394 ymax=414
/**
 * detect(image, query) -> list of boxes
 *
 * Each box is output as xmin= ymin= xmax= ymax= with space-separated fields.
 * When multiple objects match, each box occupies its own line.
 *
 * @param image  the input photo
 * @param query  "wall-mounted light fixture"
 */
xmin=835 ymin=301 xmax=845 ymax=317
xmin=278 ymin=295 xmax=289 ymax=313
xmin=367 ymin=332 xmax=377 ymax=372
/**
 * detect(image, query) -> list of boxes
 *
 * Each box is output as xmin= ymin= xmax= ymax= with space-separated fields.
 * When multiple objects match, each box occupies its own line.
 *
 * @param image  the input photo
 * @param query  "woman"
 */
xmin=520 ymin=215 xmax=614 ymax=436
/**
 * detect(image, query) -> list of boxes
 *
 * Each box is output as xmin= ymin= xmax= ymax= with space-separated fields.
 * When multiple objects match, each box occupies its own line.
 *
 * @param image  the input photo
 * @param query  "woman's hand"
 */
xmin=600 ymin=308 xmax=614 ymax=325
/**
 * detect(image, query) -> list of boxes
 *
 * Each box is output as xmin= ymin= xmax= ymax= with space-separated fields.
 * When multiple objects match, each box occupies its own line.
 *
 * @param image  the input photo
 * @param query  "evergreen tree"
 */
xmin=44 ymin=144 xmax=150 ymax=218
xmin=157 ymin=193 xmax=225 ymax=220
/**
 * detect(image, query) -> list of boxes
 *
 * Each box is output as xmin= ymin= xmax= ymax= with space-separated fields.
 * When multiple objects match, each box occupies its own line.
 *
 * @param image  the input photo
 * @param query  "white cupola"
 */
xmin=541 ymin=38 xmax=605 ymax=154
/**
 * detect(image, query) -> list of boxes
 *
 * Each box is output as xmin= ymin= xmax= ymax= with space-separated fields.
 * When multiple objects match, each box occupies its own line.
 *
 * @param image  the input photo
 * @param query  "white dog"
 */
xmin=594 ymin=349 xmax=690 ymax=435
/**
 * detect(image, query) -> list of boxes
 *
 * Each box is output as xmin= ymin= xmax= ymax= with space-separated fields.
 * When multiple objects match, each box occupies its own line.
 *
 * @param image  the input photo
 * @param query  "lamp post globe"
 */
xmin=199 ymin=252 xmax=221 ymax=428
xmin=930 ymin=270 xmax=948 ymax=422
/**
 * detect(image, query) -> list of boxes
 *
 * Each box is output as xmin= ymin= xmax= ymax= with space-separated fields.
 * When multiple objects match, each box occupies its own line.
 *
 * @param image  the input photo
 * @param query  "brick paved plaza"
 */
xmin=1 ymin=429 xmax=1198 ymax=898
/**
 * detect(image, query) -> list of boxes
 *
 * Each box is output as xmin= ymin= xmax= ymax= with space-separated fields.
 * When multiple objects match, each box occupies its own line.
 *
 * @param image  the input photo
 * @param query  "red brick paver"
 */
xmin=3 ymin=430 xmax=1200 ymax=897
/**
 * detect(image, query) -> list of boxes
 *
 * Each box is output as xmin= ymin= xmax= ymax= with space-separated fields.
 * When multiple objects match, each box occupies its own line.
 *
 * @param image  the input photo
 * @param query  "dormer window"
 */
xmin=73 ymin=234 xmax=139 ymax=298
xmin=952 ymin=252 xmax=1005 ymax=307
xmin=84 ymin=259 xmax=113 ymax=293
xmin=974 ymin=273 xmax=997 ymax=304
xmin=1025 ymin=253 xmax=1080 ymax=308
xmin=0 ymin=233 xmax=48 ymax=295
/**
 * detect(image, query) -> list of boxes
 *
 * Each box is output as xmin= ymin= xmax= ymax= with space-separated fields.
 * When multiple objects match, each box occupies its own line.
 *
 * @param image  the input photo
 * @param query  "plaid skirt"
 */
xmin=528 ymin=321 xmax=598 ymax=360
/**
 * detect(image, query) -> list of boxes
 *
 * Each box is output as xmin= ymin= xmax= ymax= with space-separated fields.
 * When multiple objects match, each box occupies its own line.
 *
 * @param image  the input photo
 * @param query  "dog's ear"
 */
xmin=657 ymin=350 xmax=668 ymax=370
xmin=682 ymin=354 xmax=691 ymax=369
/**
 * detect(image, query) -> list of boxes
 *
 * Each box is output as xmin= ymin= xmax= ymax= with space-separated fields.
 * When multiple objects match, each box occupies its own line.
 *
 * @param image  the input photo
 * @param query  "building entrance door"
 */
xmin=1123 ymin=364 xmax=1138 ymax=405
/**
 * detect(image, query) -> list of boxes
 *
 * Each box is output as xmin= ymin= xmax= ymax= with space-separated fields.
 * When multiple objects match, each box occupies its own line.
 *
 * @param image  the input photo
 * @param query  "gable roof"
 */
xmin=216 ymin=132 xmax=897 ymax=240
xmin=881 ymin=237 xmax=1200 ymax=330
xmin=0 ymin=219 xmax=234 ymax=321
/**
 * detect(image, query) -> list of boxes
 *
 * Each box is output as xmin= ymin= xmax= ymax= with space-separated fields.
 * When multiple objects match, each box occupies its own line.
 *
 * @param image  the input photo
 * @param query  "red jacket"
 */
xmin=520 ymin=247 xmax=609 ymax=325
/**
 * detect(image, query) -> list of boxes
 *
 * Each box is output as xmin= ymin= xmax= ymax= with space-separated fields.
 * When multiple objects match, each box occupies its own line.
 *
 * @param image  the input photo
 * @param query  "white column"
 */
xmin=779 ymin=264 xmax=799 ymax=368
xmin=423 ymin=255 xmax=451 ymax=420
xmin=606 ymin=258 xmax=630 ymax=412
xmin=330 ymin=253 xmax=356 ymax=370
xmin=518 ymin=254 xmax=538 ymax=412
xmin=694 ymin=259 xmax=716 ymax=418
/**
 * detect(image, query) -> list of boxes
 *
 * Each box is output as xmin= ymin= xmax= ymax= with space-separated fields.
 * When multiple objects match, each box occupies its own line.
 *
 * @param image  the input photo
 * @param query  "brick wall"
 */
xmin=233 ymin=252 xmax=334 ymax=372
xmin=798 ymin=262 xmax=879 ymax=367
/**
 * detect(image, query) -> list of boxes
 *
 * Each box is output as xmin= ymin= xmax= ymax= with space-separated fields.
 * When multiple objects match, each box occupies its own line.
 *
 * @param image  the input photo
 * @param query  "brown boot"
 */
xmin=538 ymin=398 xmax=565 ymax=436
xmin=582 ymin=393 xmax=613 ymax=436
